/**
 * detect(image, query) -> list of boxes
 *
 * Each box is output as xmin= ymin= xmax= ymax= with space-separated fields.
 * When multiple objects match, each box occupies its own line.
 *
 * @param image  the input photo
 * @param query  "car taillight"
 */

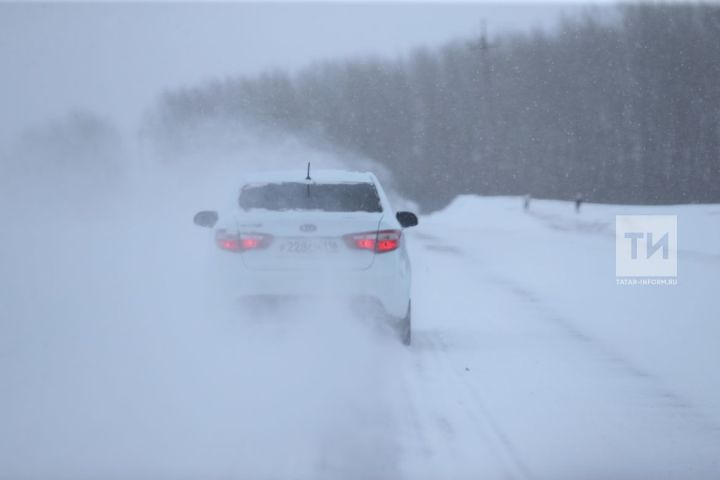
xmin=215 ymin=230 xmax=272 ymax=252
xmin=344 ymin=230 xmax=401 ymax=254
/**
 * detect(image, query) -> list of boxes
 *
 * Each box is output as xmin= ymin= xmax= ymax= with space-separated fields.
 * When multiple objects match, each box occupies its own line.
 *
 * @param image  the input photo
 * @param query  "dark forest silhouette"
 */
xmin=147 ymin=4 xmax=720 ymax=211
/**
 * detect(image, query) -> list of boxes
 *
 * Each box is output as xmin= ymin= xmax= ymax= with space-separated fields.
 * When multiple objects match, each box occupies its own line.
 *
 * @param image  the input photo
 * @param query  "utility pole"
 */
xmin=468 ymin=20 xmax=495 ymax=89
xmin=468 ymin=19 xmax=498 ymax=191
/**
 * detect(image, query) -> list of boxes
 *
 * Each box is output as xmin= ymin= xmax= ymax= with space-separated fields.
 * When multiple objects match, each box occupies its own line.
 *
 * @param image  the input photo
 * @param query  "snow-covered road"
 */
xmin=396 ymin=197 xmax=720 ymax=479
xmin=1 ymin=192 xmax=719 ymax=479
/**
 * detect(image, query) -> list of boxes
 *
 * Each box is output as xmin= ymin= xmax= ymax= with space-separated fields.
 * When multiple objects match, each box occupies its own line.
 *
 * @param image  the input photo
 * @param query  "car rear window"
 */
xmin=238 ymin=182 xmax=382 ymax=212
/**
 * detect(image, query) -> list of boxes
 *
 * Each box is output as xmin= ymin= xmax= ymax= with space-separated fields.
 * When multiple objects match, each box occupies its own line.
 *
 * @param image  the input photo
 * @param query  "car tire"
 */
xmin=399 ymin=301 xmax=412 ymax=346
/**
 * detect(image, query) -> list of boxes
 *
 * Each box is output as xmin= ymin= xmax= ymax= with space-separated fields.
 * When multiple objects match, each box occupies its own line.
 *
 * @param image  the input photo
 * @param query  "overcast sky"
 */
xmin=0 ymin=2 xmax=604 ymax=143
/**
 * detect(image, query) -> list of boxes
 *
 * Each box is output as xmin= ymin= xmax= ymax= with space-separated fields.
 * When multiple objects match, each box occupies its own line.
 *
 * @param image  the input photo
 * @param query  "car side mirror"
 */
xmin=396 ymin=211 xmax=418 ymax=228
xmin=193 ymin=210 xmax=218 ymax=228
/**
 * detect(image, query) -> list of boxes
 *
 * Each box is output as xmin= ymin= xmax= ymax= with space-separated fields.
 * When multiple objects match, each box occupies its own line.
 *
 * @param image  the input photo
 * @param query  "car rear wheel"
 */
xmin=399 ymin=301 xmax=412 ymax=346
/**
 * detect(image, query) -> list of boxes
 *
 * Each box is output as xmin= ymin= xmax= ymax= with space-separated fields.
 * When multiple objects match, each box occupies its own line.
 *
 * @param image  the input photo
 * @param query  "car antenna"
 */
xmin=306 ymin=162 xmax=311 ymax=197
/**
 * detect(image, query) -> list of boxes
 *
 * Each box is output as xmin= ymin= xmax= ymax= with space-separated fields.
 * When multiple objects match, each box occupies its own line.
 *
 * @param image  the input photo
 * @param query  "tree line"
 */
xmin=147 ymin=4 xmax=720 ymax=211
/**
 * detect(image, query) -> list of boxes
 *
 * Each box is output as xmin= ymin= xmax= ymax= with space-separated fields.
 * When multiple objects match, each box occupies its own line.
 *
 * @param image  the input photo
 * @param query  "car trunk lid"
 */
xmin=230 ymin=211 xmax=383 ymax=271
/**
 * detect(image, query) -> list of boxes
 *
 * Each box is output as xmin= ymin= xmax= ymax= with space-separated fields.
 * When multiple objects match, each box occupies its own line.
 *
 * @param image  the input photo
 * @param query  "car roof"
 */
xmin=240 ymin=169 xmax=375 ymax=185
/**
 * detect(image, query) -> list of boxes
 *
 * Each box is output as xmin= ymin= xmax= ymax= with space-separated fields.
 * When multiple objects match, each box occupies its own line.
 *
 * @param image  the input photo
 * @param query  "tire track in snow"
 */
xmin=488 ymin=277 xmax=720 ymax=436
xmin=415 ymin=231 xmax=720 ymax=439
xmin=399 ymin=330 xmax=532 ymax=480
xmin=425 ymin=331 xmax=534 ymax=480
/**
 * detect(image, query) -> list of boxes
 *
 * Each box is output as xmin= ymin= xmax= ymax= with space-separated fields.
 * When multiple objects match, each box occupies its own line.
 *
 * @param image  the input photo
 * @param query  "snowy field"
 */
xmin=1 ymin=185 xmax=719 ymax=479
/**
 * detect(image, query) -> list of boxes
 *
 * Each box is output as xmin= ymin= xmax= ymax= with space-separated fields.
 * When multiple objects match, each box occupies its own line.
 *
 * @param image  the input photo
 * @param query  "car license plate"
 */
xmin=278 ymin=238 xmax=339 ymax=254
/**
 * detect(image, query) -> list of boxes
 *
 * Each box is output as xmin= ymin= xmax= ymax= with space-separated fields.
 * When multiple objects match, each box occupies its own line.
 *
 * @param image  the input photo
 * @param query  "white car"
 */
xmin=193 ymin=168 xmax=418 ymax=344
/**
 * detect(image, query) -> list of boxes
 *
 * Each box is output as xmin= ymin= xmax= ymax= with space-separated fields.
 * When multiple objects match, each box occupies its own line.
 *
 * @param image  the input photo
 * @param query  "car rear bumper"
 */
xmin=212 ymin=254 xmax=410 ymax=318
